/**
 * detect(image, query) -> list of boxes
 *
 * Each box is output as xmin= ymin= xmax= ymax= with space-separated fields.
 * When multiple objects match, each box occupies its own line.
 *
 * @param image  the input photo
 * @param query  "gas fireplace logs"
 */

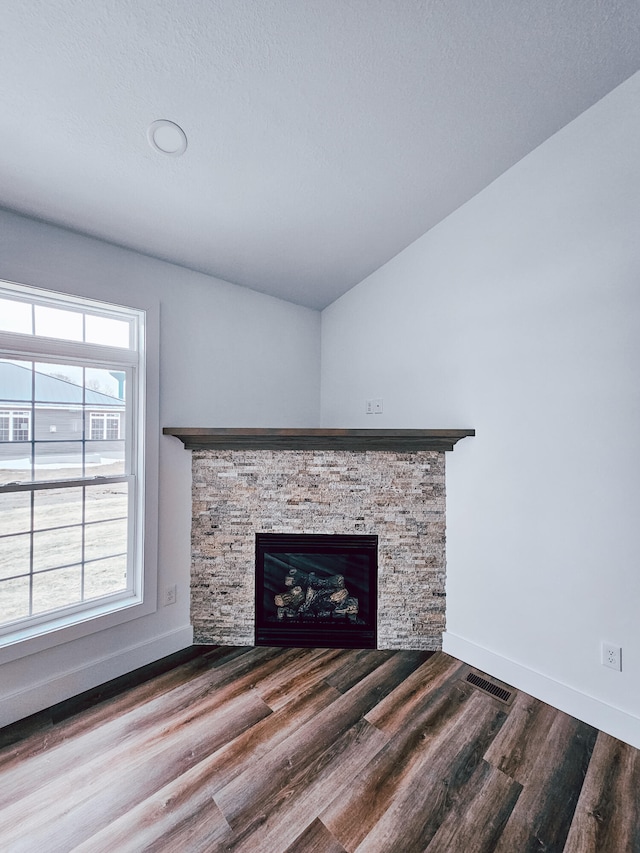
xmin=274 ymin=567 xmax=359 ymax=622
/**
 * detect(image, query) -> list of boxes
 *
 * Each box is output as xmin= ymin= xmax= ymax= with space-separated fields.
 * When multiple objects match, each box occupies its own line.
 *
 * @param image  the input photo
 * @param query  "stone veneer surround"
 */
xmin=190 ymin=448 xmax=447 ymax=650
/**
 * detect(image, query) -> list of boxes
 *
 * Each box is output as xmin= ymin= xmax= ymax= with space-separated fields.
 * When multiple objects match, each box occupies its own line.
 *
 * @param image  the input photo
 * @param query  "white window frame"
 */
xmin=90 ymin=411 xmax=121 ymax=440
xmin=0 ymin=410 xmax=31 ymax=442
xmin=0 ymin=280 xmax=156 ymax=662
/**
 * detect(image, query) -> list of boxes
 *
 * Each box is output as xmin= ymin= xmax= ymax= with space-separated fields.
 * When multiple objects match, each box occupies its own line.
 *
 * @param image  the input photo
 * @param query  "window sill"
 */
xmin=0 ymin=590 xmax=157 ymax=665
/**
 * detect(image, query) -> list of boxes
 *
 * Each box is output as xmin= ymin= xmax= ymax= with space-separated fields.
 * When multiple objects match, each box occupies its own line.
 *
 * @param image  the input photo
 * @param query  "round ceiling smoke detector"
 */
xmin=147 ymin=119 xmax=188 ymax=156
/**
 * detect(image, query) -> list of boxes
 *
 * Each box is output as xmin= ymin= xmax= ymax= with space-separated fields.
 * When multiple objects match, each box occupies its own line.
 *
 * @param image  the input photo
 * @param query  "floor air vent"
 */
xmin=466 ymin=671 xmax=514 ymax=704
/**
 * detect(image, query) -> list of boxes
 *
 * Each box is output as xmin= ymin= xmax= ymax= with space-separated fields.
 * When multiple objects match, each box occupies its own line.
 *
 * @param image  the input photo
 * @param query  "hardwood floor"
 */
xmin=0 ymin=646 xmax=638 ymax=852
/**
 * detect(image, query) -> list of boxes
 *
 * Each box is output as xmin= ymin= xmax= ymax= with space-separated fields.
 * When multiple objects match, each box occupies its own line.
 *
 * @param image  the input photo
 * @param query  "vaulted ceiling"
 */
xmin=2 ymin=1 xmax=639 ymax=309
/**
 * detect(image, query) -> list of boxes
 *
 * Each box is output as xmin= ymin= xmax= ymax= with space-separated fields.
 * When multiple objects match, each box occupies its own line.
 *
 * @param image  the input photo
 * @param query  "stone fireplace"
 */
xmin=164 ymin=428 xmax=474 ymax=651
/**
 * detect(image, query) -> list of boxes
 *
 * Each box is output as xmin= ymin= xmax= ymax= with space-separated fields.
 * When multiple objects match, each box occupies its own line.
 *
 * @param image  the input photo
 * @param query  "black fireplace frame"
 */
xmin=255 ymin=533 xmax=378 ymax=649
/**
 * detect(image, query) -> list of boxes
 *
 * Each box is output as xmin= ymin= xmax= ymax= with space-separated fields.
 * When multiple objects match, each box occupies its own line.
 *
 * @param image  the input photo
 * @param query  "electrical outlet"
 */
xmin=365 ymin=399 xmax=374 ymax=414
xmin=602 ymin=642 xmax=622 ymax=671
xmin=373 ymin=398 xmax=383 ymax=414
xmin=164 ymin=584 xmax=177 ymax=606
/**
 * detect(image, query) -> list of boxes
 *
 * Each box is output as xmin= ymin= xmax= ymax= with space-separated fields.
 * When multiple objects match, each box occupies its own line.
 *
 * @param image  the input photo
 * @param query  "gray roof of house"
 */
xmin=0 ymin=361 xmax=123 ymax=407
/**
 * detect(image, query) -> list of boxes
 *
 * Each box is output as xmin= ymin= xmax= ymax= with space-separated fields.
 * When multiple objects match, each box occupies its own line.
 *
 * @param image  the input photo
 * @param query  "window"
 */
xmin=0 ymin=281 xmax=146 ymax=647
xmin=90 ymin=412 xmax=121 ymax=440
xmin=0 ymin=411 xmax=31 ymax=442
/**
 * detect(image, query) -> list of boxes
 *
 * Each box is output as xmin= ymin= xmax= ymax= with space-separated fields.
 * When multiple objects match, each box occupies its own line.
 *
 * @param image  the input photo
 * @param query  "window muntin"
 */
xmin=0 ymin=281 xmax=144 ymax=641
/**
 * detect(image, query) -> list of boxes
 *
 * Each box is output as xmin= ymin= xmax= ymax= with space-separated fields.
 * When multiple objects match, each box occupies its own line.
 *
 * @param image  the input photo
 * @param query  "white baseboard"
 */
xmin=0 ymin=625 xmax=194 ymax=729
xmin=443 ymin=631 xmax=640 ymax=750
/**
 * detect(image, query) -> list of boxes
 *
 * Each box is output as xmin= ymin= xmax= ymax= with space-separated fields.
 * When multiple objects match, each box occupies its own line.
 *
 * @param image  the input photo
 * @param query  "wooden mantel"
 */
xmin=162 ymin=428 xmax=475 ymax=452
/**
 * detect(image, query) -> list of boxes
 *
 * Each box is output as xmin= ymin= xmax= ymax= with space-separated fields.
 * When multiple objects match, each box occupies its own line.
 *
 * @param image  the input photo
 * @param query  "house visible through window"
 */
xmin=0 ymin=280 xmax=145 ymax=644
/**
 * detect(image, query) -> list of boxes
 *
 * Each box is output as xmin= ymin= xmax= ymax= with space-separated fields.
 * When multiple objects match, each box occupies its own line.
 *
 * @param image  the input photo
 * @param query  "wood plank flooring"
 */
xmin=0 ymin=646 xmax=638 ymax=852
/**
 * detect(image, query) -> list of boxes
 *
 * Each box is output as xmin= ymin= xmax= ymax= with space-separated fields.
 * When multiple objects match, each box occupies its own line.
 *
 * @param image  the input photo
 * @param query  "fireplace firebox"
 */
xmin=255 ymin=533 xmax=378 ymax=649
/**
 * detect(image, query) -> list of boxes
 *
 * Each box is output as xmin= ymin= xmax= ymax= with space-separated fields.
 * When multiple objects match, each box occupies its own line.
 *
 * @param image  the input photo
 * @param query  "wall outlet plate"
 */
xmin=164 ymin=584 xmax=177 ymax=606
xmin=602 ymin=641 xmax=622 ymax=671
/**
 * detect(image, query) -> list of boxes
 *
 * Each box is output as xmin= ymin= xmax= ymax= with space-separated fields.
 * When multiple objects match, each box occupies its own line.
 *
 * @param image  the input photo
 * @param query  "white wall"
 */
xmin=321 ymin=72 xmax=640 ymax=747
xmin=0 ymin=209 xmax=320 ymax=725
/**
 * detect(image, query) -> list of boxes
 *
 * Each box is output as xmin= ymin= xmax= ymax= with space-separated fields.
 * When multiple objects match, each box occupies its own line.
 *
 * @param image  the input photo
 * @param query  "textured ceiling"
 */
xmin=1 ymin=1 xmax=639 ymax=310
